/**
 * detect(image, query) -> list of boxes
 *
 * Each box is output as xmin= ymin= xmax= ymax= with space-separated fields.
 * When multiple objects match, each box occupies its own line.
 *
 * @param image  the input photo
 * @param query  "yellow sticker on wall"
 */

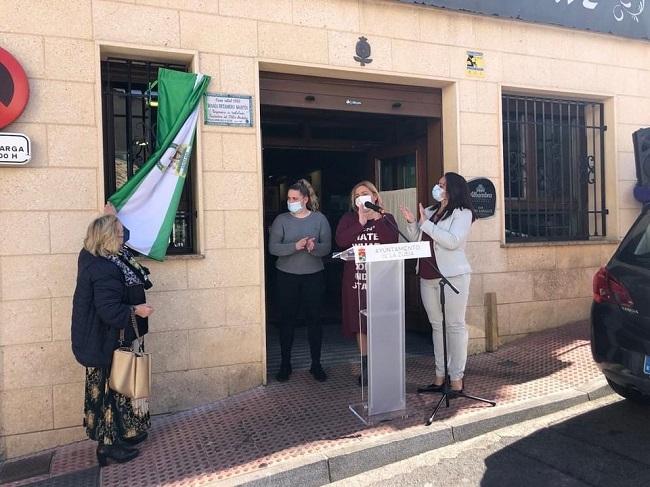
xmin=466 ymin=51 xmax=485 ymax=78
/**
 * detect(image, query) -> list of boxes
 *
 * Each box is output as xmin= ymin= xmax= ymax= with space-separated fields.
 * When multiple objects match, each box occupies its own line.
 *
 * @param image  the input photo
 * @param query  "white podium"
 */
xmin=334 ymin=241 xmax=430 ymax=424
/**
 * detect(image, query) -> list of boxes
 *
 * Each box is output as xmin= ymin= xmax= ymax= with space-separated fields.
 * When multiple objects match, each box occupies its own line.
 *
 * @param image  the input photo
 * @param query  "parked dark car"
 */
xmin=591 ymin=203 xmax=650 ymax=403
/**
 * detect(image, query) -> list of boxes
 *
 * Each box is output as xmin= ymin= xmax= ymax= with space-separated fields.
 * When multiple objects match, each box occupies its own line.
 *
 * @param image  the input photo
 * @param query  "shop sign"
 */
xmin=204 ymin=93 xmax=253 ymax=127
xmin=465 ymin=51 xmax=485 ymax=78
xmin=0 ymin=132 xmax=31 ymax=165
xmin=0 ymin=47 xmax=30 ymax=129
xmin=468 ymin=177 xmax=496 ymax=219
xmin=400 ymin=0 xmax=649 ymax=41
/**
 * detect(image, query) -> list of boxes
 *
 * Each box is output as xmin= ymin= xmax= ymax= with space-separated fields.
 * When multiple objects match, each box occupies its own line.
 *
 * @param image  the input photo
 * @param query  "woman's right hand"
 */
xmin=357 ymin=204 xmax=368 ymax=226
xmin=295 ymin=237 xmax=308 ymax=251
xmin=399 ymin=205 xmax=415 ymax=224
xmin=134 ymin=304 xmax=154 ymax=318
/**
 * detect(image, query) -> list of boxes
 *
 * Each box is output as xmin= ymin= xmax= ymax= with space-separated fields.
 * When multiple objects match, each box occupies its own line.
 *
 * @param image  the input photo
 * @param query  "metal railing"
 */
xmin=502 ymin=94 xmax=607 ymax=242
xmin=101 ymin=58 xmax=195 ymax=254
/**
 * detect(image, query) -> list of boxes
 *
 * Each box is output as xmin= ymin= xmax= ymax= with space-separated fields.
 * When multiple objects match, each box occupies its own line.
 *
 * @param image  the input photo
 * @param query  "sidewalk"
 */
xmin=1 ymin=321 xmax=610 ymax=487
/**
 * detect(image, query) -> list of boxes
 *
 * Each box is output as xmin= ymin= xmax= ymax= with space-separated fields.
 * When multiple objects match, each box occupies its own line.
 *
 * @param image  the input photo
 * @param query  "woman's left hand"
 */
xmin=305 ymin=237 xmax=316 ymax=253
xmin=418 ymin=203 xmax=427 ymax=226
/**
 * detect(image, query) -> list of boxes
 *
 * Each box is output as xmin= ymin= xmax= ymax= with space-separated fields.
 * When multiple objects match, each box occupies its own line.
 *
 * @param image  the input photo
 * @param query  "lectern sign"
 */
xmin=0 ymin=132 xmax=31 ymax=165
xmin=354 ymin=242 xmax=431 ymax=263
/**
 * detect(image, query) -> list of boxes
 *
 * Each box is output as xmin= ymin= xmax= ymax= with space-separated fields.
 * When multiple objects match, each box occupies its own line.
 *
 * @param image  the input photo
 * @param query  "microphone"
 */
xmin=364 ymin=201 xmax=387 ymax=214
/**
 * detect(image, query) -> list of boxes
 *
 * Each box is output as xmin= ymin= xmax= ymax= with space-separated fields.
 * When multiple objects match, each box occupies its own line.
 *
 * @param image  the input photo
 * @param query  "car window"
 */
xmin=618 ymin=210 xmax=650 ymax=268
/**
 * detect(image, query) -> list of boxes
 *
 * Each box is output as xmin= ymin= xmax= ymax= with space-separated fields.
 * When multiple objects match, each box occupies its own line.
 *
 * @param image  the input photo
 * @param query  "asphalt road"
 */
xmin=333 ymin=394 xmax=650 ymax=486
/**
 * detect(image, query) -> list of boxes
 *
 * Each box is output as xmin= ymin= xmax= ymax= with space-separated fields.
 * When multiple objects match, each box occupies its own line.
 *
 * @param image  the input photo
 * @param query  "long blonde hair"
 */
xmin=84 ymin=215 xmax=122 ymax=257
xmin=289 ymin=178 xmax=320 ymax=212
xmin=349 ymin=180 xmax=382 ymax=211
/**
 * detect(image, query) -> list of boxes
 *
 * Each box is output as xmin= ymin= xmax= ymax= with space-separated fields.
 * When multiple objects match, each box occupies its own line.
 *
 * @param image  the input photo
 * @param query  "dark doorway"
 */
xmin=260 ymin=76 xmax=443 ymax=377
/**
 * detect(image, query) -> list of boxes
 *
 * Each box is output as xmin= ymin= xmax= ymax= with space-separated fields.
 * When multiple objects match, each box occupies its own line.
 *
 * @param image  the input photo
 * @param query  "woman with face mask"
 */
xmin=399 ymin=172 xmax=477 ymax=394
xmin=71 ymin=215 xmax=154 ymax=466
xmin=335 ymin=181 xmax=399 ymax=385
xmin=268 ymin=179 xmax=332 ymax=382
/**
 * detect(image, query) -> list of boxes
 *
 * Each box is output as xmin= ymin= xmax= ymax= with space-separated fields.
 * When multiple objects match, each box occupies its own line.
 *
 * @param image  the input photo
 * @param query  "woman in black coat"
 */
xmin=71 ymin=214 xmax=154 ymax=466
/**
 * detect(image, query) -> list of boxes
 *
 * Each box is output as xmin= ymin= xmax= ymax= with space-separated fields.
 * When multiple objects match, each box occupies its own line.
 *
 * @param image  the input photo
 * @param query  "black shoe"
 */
xmin=122 ymin=431 xmax=147 ymax=446
xmin=417 ymin=383 xmax=444 ymax=393
xmin=276 ymin=362 xmax=292 ymax=382
xmin=96 ymin=444 xmax=139 ymax=467
xmin=309 ymin=365 xmax=327 ymax=382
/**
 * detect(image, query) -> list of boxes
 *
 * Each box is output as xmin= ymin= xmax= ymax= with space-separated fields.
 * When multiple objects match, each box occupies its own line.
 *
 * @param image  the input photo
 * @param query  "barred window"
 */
xmin=101 ymin=57 xmax=196 ymax=254
xmin=502 ymin=94 xmax=607 ymax=242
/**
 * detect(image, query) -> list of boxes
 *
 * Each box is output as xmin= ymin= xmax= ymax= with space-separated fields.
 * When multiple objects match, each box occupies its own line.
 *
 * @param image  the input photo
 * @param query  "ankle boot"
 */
xmin=309 ymin=363 xmax=327 ymax=382
xmin=96 ymin=443 xmax=139 ymax=467
xmin=121 ymin=431 xmax=148 ymax=446
xmin=276 ymin=360 xmax=292 ymax=382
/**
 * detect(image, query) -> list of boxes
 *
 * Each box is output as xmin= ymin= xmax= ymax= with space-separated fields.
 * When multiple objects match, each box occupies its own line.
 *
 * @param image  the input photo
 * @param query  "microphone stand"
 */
xmin=371 ymin=205 xmax=496 ymax=425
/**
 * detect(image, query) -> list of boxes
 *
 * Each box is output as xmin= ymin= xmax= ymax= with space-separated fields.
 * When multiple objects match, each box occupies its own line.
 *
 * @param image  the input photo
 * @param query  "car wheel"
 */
xmin=606 ymin=377 xmax=650 ymax=405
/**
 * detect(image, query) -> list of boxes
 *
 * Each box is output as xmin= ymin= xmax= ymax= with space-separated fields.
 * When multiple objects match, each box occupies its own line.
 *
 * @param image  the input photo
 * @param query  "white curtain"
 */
xmin=380 ymin=188 xmax=417 ymax=242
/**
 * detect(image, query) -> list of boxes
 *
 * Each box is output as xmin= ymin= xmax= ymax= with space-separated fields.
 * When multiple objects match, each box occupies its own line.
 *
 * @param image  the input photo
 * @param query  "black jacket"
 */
xmin=71 ymin=249 xmax=144 ymax=368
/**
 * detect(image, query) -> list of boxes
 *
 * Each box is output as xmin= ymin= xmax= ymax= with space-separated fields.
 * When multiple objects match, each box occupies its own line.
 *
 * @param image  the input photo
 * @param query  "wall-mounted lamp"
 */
xmin=145 ymin=80 xmax=158 ymax=108
xmin=305 ymin=95 xmax=315 ymax=102
xmin=392 ymin=102 xmax=402 ymax=109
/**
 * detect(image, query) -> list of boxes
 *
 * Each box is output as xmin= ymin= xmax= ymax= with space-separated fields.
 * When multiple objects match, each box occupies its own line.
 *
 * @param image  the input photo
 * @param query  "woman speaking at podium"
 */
xmin=400 ymin=172 xmax=477 ymax=394
xmin=335 ymin=181 xmax=399 ymax=386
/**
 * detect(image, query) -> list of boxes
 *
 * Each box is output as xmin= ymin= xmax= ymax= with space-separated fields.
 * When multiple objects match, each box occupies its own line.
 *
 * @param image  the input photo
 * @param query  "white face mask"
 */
xmin=355 ymin=194 xmax=373 ymax=209
xmin=432 ymin=184 xmax=445 ymax=202
xmin=287 ymin=200 xmax=303 ymax=213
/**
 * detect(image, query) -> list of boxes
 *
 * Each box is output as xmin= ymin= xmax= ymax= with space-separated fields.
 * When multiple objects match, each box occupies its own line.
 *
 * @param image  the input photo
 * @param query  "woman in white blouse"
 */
xmin=400 ymin=172 xmax=477 ymax=393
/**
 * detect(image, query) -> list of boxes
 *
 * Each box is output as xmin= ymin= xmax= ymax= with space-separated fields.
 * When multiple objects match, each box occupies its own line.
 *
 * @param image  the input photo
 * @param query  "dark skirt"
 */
xmin=84 ymin=367 xmax=150 ymax=445
xmin=341 ymin=260 xmax=367 ymax=338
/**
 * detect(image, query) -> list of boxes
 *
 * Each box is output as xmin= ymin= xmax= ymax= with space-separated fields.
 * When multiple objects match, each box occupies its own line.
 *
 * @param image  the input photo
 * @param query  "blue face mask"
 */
xmin=432 ymin=184 xmax=445 ymax=202
xmin=287 ymin=201 xmax=303 ymax=213
xmin=122 ymin=226 xmax=130 ymax=245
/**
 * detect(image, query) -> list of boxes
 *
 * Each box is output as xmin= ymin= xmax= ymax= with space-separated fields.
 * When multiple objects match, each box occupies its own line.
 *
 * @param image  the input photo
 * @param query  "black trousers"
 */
xmin=275 ymin=269 xmax=325 ymax=367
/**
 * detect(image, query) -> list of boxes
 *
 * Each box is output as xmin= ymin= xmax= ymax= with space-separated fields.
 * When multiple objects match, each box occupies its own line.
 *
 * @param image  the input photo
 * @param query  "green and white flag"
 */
xmin=109 ymin=68 xmax=210 ymax=261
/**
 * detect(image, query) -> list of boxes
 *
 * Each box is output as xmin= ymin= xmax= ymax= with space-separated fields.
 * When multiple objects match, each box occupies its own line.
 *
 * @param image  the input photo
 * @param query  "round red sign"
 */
xmin=0 ymin=47 xmax=30 ymax=129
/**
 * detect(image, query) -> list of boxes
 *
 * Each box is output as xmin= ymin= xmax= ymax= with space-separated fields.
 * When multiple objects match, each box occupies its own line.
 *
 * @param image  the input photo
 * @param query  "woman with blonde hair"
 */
xmin=335 ymin=180 xmax=399 ymax=385
xmin=71 ymin=214 xmax=154 ymax=466
xmin=268 ymin=179 xmax=332 ymax=382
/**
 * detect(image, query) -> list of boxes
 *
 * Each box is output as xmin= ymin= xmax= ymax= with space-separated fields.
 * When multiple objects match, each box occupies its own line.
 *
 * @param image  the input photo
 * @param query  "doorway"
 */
xmin=260 ymin=73 xmax=443 ymax=376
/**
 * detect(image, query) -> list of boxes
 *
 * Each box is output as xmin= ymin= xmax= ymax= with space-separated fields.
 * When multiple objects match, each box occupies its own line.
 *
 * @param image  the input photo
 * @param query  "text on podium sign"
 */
xmin=353 ymin=242 xmax=431 ymax=264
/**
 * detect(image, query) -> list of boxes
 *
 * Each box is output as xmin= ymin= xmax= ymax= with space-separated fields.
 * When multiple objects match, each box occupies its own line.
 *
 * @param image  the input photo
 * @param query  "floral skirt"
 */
xmin=84 ymin=366 xmax=150 ymax=445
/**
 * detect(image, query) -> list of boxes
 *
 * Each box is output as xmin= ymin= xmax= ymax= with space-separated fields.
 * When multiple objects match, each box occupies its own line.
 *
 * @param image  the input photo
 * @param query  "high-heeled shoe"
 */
xmin=122 ymin=431 xmax=148 ymax=446
xmin=96 ymin=443 xmax=139 ymax=467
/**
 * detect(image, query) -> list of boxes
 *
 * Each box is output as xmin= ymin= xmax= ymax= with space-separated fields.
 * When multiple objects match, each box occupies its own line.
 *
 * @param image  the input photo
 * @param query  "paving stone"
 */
xmin=8 ymin=321 xmax=605 ymax=486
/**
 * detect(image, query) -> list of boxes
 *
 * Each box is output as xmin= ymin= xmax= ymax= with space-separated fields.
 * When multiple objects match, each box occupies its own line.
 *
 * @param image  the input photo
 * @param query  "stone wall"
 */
xmin=0 ymin=0 xmax=646 ymax=458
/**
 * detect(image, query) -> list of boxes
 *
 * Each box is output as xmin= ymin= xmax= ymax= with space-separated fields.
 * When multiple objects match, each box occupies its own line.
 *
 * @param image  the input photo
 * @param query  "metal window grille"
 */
xmin=502 ymin=94 xmax=607 ymax=242
xmin=101 ymin=57 xmax=195 ymax=254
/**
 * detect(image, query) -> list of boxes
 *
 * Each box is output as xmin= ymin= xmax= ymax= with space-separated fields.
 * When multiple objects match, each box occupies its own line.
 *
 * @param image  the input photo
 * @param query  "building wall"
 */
xmin=0 ymin=0 xmax=646 ymax=458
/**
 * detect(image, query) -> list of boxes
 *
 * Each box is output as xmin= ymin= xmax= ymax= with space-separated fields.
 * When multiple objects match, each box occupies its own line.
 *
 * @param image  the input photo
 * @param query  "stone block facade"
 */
xmin=0 ymin=0 xmax=645 ymax=458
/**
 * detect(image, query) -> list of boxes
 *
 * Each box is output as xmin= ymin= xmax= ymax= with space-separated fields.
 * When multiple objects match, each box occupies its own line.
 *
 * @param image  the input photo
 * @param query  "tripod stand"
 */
xmin=418 ymin=277 xmax=495 ymax=425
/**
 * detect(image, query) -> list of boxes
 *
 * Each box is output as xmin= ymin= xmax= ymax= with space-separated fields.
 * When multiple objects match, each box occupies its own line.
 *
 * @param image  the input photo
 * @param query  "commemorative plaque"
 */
xmin=204 ymin=93 xmax=253 ymax=127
